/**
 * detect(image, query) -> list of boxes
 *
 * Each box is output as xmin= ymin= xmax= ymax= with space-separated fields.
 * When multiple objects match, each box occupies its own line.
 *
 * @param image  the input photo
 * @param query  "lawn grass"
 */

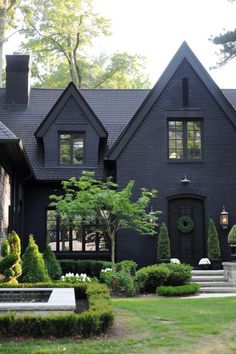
xmin=1 ymin=296 xmax=236 ymax=353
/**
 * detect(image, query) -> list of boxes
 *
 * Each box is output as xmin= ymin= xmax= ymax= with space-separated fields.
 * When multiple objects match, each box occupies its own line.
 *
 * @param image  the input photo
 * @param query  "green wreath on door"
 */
xmin=177 ymin=215 xmax=194 ymax=233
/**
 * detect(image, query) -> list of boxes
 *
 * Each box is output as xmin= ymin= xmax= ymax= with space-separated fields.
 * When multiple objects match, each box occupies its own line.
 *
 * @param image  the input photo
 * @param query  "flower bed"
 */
xmin=0 ymin=282 xmax=113 ymax=337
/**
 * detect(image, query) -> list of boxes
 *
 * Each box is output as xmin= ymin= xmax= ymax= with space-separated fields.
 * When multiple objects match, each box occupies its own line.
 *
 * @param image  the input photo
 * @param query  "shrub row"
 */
xmin=156 ymin=283 xmax=200 ymax=296
xmin=136 ymin=263 xmax=192 ymax=293
xmin=0 ymin=283 xmax=113 ymax=337
xmin=59 ymin=259 xmax=112 ymax=278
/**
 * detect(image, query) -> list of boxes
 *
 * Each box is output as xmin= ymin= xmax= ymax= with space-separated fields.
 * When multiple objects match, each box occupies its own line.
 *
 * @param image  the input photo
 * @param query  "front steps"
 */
xmin=192 ymin=269 xmax=236 ymax=293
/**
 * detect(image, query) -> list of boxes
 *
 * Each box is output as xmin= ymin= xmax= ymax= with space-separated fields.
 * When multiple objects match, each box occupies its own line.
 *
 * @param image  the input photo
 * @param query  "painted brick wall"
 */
xmin=116 ymin=59 xmax=234 ymax=267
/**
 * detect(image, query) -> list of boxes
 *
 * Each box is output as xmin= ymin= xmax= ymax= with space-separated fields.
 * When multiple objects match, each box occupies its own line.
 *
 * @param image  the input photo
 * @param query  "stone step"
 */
xmin=200 ymin=287 xmax=236 ymax=293
xmin=192 ymin=275 xmax=227 ymax=282
xmin=192 ymin=270 xmax=224 ymax=276
xmin=196 ymin=281 xmax=232 ymax=287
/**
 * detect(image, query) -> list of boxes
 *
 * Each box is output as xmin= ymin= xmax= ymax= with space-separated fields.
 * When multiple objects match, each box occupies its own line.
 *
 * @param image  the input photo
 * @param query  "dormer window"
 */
xmin=59 ymin=133 xmax=84 ymax=165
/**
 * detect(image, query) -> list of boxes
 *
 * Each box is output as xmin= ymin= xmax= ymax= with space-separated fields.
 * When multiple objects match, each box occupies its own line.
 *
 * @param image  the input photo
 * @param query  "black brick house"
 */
xmin=0 ymin=42 xmax=235 ymax=266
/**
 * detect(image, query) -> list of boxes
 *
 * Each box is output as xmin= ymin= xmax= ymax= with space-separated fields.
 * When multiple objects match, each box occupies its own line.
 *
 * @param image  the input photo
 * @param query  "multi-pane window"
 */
xmin=168 ymin=120 xmax=202 ymax=160
xmin=59 ymin=133 xmax=84 ymax=165
xmin=46 ymin=210 xmax=110 ymax=253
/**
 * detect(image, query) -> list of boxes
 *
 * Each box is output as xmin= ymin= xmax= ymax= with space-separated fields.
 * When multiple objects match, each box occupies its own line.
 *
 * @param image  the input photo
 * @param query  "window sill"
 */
xmin=167 ymin=159 xmax=205 ymax=164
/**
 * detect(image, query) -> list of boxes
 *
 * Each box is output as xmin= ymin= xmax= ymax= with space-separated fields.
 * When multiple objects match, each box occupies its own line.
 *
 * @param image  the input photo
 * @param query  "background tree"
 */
xmin=50 ymin=171 xmax=159 ymax=270
xmin=0 ymin=0 xmax=21 ymax=87
xmin=210 ymin=0 xmax=236 ymax=67
xmin=20 ymin=0 xmax=150 ymax=88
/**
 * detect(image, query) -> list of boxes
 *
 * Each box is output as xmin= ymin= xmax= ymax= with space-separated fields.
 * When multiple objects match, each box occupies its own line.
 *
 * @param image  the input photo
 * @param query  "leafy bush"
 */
xmin=156 ymin=284 xmax=200 ymax=296
xmin=136 ymin=264 xmax=170 ymax=293
xmin=101 ymin=270 xmax=136 ymax=297
xmin=207 ymin=219 xmax=221 ymax=259
xmin=21 ymin=235 xmax=50 ymax=283
xmin=157 ymin=223 xmax=170 ymax=261
xmin=43 ymin=242 xmax=62 ymax=280
xmin=228 ymin=225 xmax=236 ymax=245
xmin=0 ymin=283 xmax=113 ymax=337
xmin=59 ymin=259 xmax=112 ymax=278
xmin=116 ymin=260 xmax=137 ymax=275
xmin=165 ymin=263 xmax=192 ymax=286
xmin=0 ymin=231 xmax=22 ymax=283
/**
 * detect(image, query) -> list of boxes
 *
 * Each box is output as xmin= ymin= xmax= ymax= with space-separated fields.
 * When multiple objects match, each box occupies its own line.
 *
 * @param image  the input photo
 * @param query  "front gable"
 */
xmin=107 ymin=42 xmax=236 ymax=160
xmin=35 ymin=82 xmax=107 ymax=169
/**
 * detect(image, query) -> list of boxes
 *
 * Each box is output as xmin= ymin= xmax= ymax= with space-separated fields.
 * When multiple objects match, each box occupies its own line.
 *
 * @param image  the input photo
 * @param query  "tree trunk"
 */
xmin=111 ymin=235 xmax=115 ymax=273
xmin=68 ymin=53 xmax=81 ymax=87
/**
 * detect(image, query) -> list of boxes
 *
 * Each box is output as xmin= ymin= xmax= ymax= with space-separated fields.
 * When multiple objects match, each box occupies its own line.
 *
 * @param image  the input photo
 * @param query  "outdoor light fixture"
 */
xmin=220 ymin=206 xmax=229 ymax=229
xmin=149 ymin=207 xmax=157 ymax=225
xmin=180 ymin=176 xmax=190 ymax=184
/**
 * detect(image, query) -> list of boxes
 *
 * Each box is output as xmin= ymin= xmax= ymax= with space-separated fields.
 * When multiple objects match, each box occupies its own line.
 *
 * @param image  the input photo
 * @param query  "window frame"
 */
xmin=58 ymin=132 xmax=85 ymax=166
xmin=167 ymin=118 xmax=204 ymax=162
xmin=45 ymin=208 xmax=110 ymax=254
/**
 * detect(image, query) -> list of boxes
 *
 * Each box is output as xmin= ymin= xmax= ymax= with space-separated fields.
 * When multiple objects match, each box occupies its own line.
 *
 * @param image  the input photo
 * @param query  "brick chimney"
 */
xmin=5 ymin=54 xmax=31 ymax=107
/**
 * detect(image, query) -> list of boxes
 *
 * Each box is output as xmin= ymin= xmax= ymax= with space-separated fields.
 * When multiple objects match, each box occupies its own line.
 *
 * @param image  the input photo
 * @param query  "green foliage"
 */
xmin=177 ymin=216 xmax=194 ymax=234
xmin=0 ymin=282 xmax=113 ymax=337
xmin=101 ymin=270 xmax=136 ymax=297
xmin=116 ymin=260 xmax=137 ymax=276
xmin=228 ymin=225 xmax=236 ymax=245
xmin=157 ymin=223 xmax=170 ymax=261
xmin=136 ymin=264 xmax=170 ymax=293
xmin=164 ymin=263 xmax=192 ymax=286
xmin=43 ymin=242 xmax=62 ymax=280
xmin=19 ymin=0 xmax=150 ymax=88
xmin=0 ymin=231 xmax=22 ymax=283
xmin=156 ymin=284 xmax=200 ymax=296
xmin=21 ymin=235 xmax=50 ymax=283
xmin=207 ymin=219 xmax=221 ymax=259
xmin=1 ymin=239 xmax=10 ymax=257
xmin=59 ymin=259 xmax=112 ymax=278
xmin=50 ymin=171 xmax=158 ymax=270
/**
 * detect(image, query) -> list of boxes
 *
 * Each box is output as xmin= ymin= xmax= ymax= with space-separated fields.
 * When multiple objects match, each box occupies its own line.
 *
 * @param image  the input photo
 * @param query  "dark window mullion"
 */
xmin=56 ymin=215 xmax=60 ymax=252
xmin=183 ymin=121 xmax=188 ymax=159
xmin=70 ymin=135 xmax=73 ymax=164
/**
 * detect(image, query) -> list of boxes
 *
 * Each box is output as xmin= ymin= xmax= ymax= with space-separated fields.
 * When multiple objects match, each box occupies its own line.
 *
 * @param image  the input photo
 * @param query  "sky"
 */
xmin=5 ymin=0 xmax=236 ymax=88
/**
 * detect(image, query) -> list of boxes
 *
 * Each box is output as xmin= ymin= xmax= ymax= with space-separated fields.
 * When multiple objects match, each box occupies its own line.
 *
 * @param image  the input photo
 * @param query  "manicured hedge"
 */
xmin=59 ymin=259 xmax=112 ymax=278
xmin=164 ymin=263 xmax=192 ymax=286
xmin=0 ymin=282 xmax=113 ymax=337
xmin=136 ymin=264 xmax=170 ymax=293
xmin=156 ymin=284 xmax=200 ymax=297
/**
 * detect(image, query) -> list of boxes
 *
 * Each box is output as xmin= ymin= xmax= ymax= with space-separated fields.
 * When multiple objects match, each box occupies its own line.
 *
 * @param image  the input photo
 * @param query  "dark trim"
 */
xmin=35 ymin=82 xmax=107 ymax=138
xmin=107 ymin=41 xmax=236 ymax=160
xmin=55 ymin=251 xmax=111 ymax=260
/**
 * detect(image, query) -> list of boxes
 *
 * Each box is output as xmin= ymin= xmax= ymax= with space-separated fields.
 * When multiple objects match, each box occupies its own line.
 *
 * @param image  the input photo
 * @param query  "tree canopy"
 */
xmin=50 ymin=171 xmax=159 ymax=270
xmin=18 ymin=0 xmax=150 ymax=88
xmin=210 ymin=0 xmax=236 ymax=67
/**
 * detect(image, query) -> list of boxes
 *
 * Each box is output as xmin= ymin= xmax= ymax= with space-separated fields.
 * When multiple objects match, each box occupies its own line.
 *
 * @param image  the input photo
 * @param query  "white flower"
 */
xmin=199 ymin=258 xmax=211 ymax=265
xmin=170 ymin=258 xmax=180 ymax=264
xmin=101 ymin=268 xmax=112 ymax=273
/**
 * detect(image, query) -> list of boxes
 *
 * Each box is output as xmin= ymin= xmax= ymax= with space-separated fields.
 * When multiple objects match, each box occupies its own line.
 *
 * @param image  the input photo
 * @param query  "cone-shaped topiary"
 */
xmin=0 ymin=231 xmax=22 ymax=283
xmin=207 ymin=219 xmax=221 ymax=259
xmin=43 ymin=242 xmax=62 ymax=280
xmin=21 ymin=235 xmax=50 ymax=283
xmin=157 ymin=223 xmax=171 ymax=261
xmin=228 ymin=225 xmax=236 ymax=245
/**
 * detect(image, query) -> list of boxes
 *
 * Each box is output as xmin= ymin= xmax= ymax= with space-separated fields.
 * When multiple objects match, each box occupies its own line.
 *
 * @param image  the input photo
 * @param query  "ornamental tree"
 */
xmin=50 ymin=171 xmax=159 ymax=270
xmin=207 ymin=219 xmax=221 ymax=260
xmin=157 ymin=223 xmax=171 ymax=261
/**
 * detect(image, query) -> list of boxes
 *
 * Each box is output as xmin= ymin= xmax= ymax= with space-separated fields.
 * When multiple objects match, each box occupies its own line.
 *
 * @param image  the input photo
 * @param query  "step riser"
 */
xmin=192 ymin=271 xmax=224 ymax=276
xmin=197 ymin=282 xmax=232 ymax=287
xmin=200 ymin=288 xmax=236 ymax=293
xmin=192 ymin=276 xmax=226 ymax=282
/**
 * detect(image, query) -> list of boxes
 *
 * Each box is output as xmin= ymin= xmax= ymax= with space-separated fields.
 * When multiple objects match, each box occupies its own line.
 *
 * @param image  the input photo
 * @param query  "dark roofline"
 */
xmin=107 ymin=41 xmax=236 ymax=160
xmin=35 ymin=82 xmax=108 ymax=138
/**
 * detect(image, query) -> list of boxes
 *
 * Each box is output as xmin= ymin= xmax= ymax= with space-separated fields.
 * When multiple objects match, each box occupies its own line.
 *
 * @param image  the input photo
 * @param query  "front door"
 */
xmin=168 ymin=197 xmax=205 ymax=265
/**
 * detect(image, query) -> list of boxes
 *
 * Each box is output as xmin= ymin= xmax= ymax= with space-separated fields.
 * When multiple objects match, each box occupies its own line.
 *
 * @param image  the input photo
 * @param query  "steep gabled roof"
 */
xmin=107 ymin=41 xmax=236 ymax=160
xmin=35 ymin=82 xmax=107 ymax=138
xmin=0 ymin=121 xmax=19 ymax=143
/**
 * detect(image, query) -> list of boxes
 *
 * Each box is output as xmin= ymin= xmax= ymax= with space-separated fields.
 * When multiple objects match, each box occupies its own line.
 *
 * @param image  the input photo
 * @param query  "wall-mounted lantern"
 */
xmin=149 ymin=207 xmax=157 ymax=225
xmin=220 ymin=206 xmax=229 ymax=229
xmin=180 ymin=176 xmax=190 ymax=184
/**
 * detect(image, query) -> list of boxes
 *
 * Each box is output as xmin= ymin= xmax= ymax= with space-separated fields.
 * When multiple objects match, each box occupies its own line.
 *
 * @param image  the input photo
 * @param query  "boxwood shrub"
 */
xmin=136 ymin=264 xmax=170 ymax=293
xmin=59 ymin=259 xmax=112 ymax=278
xmin=164 ymin=263 xmax=192 ymax=286
xmin=156 ymin=283 xmax=200 ymax=296
xmin=0 ymin=282 xmax=113 ymax=337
